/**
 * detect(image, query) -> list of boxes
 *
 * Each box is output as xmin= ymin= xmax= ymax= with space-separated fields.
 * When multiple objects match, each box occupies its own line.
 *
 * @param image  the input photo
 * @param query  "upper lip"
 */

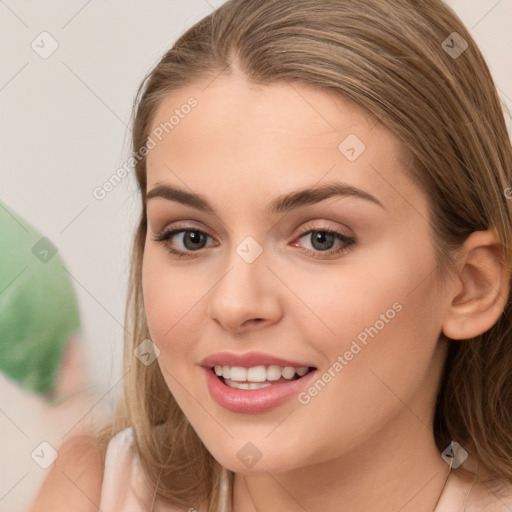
xmin=201 ymin=351 xmax=316 ymax=369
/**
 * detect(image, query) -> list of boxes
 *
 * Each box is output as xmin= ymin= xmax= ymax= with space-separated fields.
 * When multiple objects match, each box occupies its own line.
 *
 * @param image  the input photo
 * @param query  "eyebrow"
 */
xmin=146 ymin=181 xmax=386 ymax=214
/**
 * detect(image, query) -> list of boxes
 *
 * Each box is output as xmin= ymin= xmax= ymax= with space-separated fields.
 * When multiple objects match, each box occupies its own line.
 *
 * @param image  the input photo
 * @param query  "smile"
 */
xmin=214 ymin=364 xmax=311 ymax=388
xmin=204 ymin=365 xmax=317 ymax=413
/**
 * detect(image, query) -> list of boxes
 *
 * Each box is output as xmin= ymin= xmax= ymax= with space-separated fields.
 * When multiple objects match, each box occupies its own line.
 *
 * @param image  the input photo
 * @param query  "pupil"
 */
xmin=184 ymin=231 xmax=206 ymax=250
xmin=311 ymin=231 xmax=334 ymax=251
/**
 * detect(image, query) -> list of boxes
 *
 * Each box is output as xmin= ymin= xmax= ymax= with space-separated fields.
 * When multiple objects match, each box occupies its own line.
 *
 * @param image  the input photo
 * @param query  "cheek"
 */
xmin=142 ymin=248 xmax=200 ymax=361
xmin=289 ymin=240 xmax=432 ymax=347
xmin=268 ymin=246 xmax=444 ymax=461
xmin=296 ymin=237 xmax=443 ymax=395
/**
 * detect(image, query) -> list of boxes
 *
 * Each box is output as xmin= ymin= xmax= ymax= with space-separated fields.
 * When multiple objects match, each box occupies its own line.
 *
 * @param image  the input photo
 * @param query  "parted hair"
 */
xmin=96 ymin=1 xmax=512 ymax=510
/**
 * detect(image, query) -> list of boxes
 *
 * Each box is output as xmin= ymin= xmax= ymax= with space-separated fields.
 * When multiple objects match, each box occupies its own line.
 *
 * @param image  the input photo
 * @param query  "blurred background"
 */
xmin=0 ymin=1 xmax=511 ymax=510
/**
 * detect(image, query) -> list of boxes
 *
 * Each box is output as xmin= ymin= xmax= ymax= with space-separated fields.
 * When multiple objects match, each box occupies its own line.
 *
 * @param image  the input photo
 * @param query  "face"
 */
xmin=142 ymin=69 xmax=451 ymax=474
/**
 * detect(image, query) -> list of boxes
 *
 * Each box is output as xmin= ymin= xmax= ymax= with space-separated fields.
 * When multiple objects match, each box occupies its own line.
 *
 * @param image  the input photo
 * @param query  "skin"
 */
xmin=142 ymin=65 xmax=509 ymax=512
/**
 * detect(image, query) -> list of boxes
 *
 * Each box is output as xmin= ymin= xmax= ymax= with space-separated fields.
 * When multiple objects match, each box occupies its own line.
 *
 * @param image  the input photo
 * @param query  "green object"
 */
xmin=0 ymin=199 xmax=80 ymax=398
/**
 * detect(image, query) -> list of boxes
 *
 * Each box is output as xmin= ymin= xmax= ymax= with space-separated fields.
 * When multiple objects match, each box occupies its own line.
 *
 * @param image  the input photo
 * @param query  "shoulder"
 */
xmin=447 ymin=468 xmax=512 ymax=512
xmin=101 ymin=426 xmax=200 ymax=512
xmin=100 ymin=426 xmax=157 ymax=511
xmin=467 ymin=476 xmax=512 ymax=511
xmin=28 ymin=426 xmax=197 ymax=512
xmin=27 ymin=433 xmax=103 ymax=512
xmin=103 ymin=425 xmax=136 ymax=456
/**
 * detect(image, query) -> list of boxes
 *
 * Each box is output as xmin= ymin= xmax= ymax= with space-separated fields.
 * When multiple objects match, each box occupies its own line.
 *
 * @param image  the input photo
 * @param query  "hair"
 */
xmin=96 ymin=0 xmax=512 ymax=510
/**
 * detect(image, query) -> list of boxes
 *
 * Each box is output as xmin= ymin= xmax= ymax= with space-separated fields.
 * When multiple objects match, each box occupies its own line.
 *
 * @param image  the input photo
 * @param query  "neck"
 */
xmin=231 ymin=414 xmax=450 ymax=512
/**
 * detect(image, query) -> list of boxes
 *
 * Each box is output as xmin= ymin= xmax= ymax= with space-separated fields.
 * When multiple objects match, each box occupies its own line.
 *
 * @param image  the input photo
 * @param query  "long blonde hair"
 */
xmin=96 ymin=1 xmax=512 ymax=510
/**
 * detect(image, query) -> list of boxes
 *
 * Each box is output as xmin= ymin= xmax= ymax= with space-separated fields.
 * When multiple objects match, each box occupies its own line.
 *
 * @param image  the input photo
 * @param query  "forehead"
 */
xmin=149 ymin=74 xmax=380 ymax=146
xmin=145 ymin=73 xmax=424 ymax=218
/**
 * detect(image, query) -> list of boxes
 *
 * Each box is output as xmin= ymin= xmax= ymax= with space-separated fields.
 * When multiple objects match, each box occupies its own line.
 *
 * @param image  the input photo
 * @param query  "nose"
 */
xmin=207 ymin=246 xmax=283 ymax=334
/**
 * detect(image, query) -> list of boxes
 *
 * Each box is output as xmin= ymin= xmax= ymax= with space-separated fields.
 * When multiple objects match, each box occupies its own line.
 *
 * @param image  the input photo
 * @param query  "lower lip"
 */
xmin=202 ymin=367 xmax=317 ymax=414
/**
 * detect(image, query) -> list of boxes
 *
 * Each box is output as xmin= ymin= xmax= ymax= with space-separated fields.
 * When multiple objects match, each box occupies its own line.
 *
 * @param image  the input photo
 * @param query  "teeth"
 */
xmin=213 ymin=364 xmax=311 ymax=382
xmin=281 ymin=366 xmax=296 ymax=379
xmin=247 ymin=366 xmax=267 ymax=382
xmin=230 ymin=366 xmax=248 ymax=381
xmin=222 ymin=365 xmax=231 ymax=379
xmin=224 ymin=380 xmax=273 ymax=390
xmin=296 ymin=367 xmax=309 ymax=377
xmin=267 ymin=365 xmax=282 ymax=381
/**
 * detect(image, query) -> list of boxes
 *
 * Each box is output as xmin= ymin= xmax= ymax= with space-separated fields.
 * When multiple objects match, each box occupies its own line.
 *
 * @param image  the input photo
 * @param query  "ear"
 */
xmin=442 ymin=229 xmax=510 ymax=340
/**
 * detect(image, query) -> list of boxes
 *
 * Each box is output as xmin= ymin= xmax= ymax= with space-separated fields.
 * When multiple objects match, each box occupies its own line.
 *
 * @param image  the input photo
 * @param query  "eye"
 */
xmin=152 ymin=227 xmax=216 ymax=258
xmin=152 ymin=224 xmax=357 ymax=260
xmin=292 ymin=227 xmax=356 ymax=258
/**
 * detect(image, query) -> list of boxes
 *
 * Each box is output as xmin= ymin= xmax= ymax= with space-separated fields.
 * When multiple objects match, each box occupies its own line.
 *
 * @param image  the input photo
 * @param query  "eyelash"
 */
xmin=152 ymin=223 xmax=356 ymax=260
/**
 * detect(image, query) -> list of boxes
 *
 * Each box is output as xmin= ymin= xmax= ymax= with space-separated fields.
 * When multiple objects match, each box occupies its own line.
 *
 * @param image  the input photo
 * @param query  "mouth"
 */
xmin=210 ymin=364 xmax=316 ymax=390
xmin=203 ymin=363 xmax=318 ymax=413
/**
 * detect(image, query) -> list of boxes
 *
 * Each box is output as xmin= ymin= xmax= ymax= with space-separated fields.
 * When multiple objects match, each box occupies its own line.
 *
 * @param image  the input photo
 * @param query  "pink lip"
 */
xmin=200 ymin=351 xmax=315 ymax=369
xmin=203 ymin=366 xmax=318 ymax=414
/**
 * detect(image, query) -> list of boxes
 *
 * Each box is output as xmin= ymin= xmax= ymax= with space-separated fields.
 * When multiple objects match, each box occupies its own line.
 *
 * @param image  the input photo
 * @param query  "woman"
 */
xmin=30 ymin=0 xmax=512 ymax=510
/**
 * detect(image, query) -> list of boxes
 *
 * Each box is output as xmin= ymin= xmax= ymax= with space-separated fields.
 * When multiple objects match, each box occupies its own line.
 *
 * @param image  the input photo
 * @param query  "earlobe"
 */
xmin=442 ymin=230 xmax=510 ymax=340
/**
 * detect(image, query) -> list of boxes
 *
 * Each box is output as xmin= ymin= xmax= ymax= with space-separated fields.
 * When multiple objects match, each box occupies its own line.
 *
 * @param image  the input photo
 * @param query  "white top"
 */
xmin=100 ymin=427 xmax=186 ymax=512
xmin=100 ymin=427 xmax=512 ymax=511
